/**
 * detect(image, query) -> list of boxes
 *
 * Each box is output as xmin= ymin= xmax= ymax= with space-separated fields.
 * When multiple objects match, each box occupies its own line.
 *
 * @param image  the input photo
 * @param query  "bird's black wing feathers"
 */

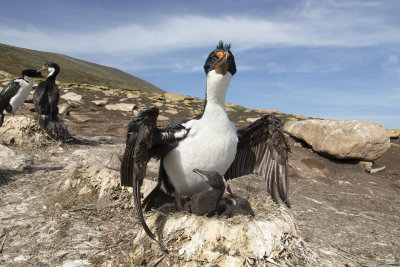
xmin=224 ymin=114 xmax=291 ymax=207
xmin=120 ymin=108 xmax=189 ymax=241
xmin=47 ymin=83 xmax=59 ymax=116
xmin=0 ymin=81 xmax=20 ymax=111
xmin=33 ymin=81 xmax=48 ymax=114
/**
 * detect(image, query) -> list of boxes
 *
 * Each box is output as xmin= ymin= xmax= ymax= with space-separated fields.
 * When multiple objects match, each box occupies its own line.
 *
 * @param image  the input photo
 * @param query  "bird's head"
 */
xmin=38 ymin=62 xmax=60 ymax=78
xmin=193 ymin=169 xmax=225 ymax=191
xmin=21 ymin=69 xmax=43 ymax=78
xmin=203 ymin=41 xmax=236 ymax=76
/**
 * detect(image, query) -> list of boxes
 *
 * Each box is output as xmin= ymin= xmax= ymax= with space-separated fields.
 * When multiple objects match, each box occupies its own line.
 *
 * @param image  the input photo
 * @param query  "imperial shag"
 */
xmin=120 ymin=41 xmax=290 ymax=241
xmin=33 ymin=62 xmax=60 ymax=129
xmin=0 ymin=69 xmax=42 ymax=126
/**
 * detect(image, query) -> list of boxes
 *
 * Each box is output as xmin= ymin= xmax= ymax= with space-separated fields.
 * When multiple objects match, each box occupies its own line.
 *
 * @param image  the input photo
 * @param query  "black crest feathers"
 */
xmin=217 ymin=41 xmax=231 ymax=51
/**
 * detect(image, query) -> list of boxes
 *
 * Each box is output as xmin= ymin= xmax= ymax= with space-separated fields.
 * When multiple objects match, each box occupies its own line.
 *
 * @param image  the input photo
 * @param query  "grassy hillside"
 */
xmin=0 ymin=43 xmax=164 ymax=93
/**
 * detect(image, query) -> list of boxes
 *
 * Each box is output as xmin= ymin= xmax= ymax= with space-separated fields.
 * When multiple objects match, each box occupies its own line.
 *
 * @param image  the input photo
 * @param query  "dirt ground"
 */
xmin=0 ymin=87 xmax=399 ymax=266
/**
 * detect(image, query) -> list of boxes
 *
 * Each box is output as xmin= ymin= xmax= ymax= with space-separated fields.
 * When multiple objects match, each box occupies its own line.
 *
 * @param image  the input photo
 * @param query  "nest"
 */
xmin=0 ymin=116 xmax=72 ymax=148
xmin=127 ymin=198 xmax=321 ymax=266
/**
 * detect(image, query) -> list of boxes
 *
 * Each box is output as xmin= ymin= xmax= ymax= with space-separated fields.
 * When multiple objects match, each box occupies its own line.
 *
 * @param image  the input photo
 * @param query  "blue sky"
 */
xmin=1 ymin=0 xmax=399 ymax=129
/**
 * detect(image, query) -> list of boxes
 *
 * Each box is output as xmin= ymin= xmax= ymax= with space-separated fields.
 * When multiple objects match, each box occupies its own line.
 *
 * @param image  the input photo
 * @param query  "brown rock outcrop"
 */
xmin=284 ymin=119 xmax=391 ymax=161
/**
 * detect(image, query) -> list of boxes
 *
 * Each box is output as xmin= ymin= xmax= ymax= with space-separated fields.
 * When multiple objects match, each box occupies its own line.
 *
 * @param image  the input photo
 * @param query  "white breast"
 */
xmin=163 ymin=104 xmax=238 ymax=196
xmin=9 ymin=78 xmax=34 ymax=113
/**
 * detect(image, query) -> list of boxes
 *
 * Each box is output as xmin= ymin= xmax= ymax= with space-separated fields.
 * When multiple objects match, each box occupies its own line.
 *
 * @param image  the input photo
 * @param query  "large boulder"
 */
xmin=0 ymin=144 xmax=31 ymax=170
xmin=284 ymin=119 xmax=391 ymax=161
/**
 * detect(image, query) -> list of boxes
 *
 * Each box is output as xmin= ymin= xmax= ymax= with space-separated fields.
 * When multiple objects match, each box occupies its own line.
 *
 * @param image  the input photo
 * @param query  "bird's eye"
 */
xmin=216 ymin=51 xmax=224 ymax=58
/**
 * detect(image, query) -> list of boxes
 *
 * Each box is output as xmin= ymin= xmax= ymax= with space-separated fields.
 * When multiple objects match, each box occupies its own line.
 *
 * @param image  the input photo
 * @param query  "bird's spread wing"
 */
xmin=120 ymin=108 xmax=189 ymax=241
xmin=0 ymin=81 xmax=20 ymax=110
xmin=224 ymin=114 xmax=291 ymax=207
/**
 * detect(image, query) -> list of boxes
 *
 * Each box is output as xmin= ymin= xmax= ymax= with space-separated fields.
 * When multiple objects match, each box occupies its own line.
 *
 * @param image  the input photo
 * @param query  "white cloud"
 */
xmin=1 ymin=2 xmax=400 ymax=58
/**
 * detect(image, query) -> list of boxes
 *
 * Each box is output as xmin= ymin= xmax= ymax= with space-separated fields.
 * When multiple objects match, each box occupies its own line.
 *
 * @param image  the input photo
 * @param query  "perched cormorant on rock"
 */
xmin=0 ymin=69 xmax=42 ymax=126
xmin=121 ymin=41 xmax=290 ymax=241
xmin=33 ymin=62 xmax=60 ymax=129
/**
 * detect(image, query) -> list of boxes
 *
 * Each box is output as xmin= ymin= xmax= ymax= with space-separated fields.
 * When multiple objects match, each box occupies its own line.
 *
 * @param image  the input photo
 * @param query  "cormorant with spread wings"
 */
xmin=120 ymin=42 xmax=290 ymax=241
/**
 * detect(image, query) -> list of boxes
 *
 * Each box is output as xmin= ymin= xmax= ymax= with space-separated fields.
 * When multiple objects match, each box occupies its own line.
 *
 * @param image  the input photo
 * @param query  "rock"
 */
xmin=0 ymin=70 xmax=13 ymax=77
xmin=103 ymin=90 xmax=119 ymax=96
xmin=126 ymin=93 xmax=140 ymax=99
xmin=141 ymin=179 xmax=157 ymax=198
xmin=184 ymin=96 xmax=195 ymax=100
xmin=289 ymin=157 xmax=327 ymax=179
xmin=295 ymin=115 xmax=308 ymax=120
xmin=360 ymin=161 xmax=386 ymax=173
xmin=370 ymin=163 xmax=386 ymax=173
xmin=71 ymin=144 xmax=125 ymax=168
xmin=157 ymin=115 xmax=169 ymax=121
xmin=254 ymin=109 xmax=282 ymax=114
xmin=70 ymin=113 xmax=91 ymax=123
xmin=165 ymin=93 xmax=185 ymax=102
xmin=359 ymin=161 xmax=373 ymax=172
xmin=387 ymin=129 xmax=400 ymax=139
xmin=92 ymin=100 xmax=109 ymax=106
xmin=284 ymin=120 xmax=391 ymax=161
xmin=246 ymin=117 xmax=261 ymax=123
xmin=96 ymin=168 xmax=120 ymax=209
xmin=60 ymin=92 xmax=83 ymax=102
xmin=105 ymin=103 xmax=135 ymax=112
xmin=153 ymin=102 xmax=163 ymax=107
xmin=0 ymin=144 xmax=31 ymax=170
xmin=165 ymin=109 xmax=178 ymax=114
xmin=78 ymin=185 xmax=92 ymax=195
xmin=58 ymin=104 xmax=70 ymax=116
xmin=105 ymin=153 xmax=121 ymax=171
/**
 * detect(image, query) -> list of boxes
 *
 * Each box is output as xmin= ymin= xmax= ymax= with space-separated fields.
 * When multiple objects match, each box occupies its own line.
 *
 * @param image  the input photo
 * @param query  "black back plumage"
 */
xmin=0 ymin=81 xmax=20 ymax=126
xmin=33 ymin=63 xmax=60 ymax=128
xmin=0 ymin=69 xmax=42 ymax=126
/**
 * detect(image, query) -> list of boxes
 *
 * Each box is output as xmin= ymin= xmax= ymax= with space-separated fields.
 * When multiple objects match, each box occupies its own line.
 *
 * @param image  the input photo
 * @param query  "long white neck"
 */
xmin=204 ymin=70 xmax=232 ymax=116
xmin=23 ymin=76 xmax=34 ymax=86
xmin=47 ymin=67 xmax=55 ymax=78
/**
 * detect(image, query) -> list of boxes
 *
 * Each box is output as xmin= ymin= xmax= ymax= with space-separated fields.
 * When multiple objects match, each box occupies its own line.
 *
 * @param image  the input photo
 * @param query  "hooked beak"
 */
xmin=193 ymin=169 xmax=209 ymax=181
xmin=213 ymin=52 xmax=229 ymax=75
xmin=38 ymin=65 xmax=47 ymax=72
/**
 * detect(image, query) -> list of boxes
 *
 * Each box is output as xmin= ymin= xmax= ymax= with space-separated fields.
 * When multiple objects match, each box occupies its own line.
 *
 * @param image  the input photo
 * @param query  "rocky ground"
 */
xmin=0 ymin=78 xmax=399 ymax=266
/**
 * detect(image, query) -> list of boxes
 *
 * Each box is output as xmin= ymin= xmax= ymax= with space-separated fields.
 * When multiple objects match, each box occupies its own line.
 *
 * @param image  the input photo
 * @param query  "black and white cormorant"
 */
xmin=0 ymin=69 xmax=42 ymax=126
xmin=33 ymin=62 xmax=60 ymax=129
xmin=120 ymin=41 xmax=290 ymax=241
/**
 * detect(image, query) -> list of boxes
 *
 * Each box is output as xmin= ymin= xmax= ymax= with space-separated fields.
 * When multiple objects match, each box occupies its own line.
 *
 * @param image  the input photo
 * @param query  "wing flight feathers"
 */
xmin=224 ymin=114 xmax=291 ymax=207
xmin=120 ymin=108 xmax=190 ymax=242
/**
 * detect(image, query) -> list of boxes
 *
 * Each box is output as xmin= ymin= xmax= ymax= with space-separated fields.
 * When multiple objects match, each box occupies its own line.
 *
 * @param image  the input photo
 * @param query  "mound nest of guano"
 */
xmin=127 ymin=197 xmax=321 ymax=266
xmin=0 ymin=116 xmax=72 ymax=147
